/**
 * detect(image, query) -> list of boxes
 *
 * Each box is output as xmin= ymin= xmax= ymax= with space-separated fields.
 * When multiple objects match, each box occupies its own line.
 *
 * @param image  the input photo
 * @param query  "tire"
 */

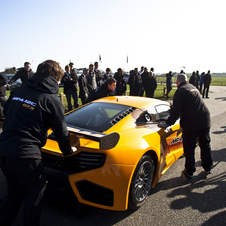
xmin=128 ymin=155 xmax=155 ymax=210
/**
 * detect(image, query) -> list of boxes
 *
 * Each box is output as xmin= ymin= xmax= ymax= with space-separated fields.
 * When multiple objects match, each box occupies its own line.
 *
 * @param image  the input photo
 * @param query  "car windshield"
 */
xmin=65 ymin=102 xmax=132 ymax=132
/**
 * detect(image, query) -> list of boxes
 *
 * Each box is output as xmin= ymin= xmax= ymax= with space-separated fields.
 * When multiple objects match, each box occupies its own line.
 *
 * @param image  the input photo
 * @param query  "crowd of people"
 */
xmin=2 ymin=62 xmax=212 ymax=112
xmin=54 ymin=63 xmax=159 ymax=110
xmin=188 ymin=70 xmax=212 ymax=98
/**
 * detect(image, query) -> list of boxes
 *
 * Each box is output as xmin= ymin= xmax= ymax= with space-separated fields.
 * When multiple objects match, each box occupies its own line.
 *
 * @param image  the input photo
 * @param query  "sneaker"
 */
xmin=205 ymin=170 xmax=211 ymax=175
xmin=182 ymin=169 xmax=193 ymax=178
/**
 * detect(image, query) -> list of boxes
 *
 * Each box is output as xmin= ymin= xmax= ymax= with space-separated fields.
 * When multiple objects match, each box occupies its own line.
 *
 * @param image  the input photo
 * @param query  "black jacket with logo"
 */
xmin=166 ymin=81 xmax=210 ymax=131
xmin=0 ymin=73 xmax=73 ymax=158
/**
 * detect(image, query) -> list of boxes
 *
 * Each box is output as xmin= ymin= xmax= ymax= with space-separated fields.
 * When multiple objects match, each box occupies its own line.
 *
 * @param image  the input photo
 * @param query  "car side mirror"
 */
xmin=136 ymin=111 xmax=152 ymax=124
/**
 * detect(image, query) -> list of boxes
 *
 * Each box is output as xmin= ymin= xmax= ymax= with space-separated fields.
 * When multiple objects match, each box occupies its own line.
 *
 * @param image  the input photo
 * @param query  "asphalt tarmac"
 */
xmin=0 ymin=86 xmax=226 ymax=226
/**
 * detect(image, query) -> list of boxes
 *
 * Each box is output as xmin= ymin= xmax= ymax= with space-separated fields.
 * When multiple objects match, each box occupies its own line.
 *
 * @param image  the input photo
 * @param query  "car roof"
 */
xmin=93 ymin=96 xmax=169 ymax=109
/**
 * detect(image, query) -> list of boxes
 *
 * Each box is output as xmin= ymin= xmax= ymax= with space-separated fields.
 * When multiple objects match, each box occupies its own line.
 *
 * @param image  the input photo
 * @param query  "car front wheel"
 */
xmin=128 ymin=155 xmax=155 ymax=210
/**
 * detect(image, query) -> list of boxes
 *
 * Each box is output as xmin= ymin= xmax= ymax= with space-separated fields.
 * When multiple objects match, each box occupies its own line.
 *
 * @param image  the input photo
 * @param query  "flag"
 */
xmin=99 ymin=54 xmax=102 ymax=63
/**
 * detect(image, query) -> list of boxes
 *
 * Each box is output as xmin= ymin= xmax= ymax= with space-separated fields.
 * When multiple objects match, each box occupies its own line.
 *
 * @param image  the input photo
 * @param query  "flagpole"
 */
xmin=126 ymin=55 xmax=128 ymax=72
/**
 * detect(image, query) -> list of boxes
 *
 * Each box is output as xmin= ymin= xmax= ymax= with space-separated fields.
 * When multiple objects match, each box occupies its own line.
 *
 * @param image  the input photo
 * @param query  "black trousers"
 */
xmin=0 ymin=157 xmax=47 ymax=226
xmin=199 ymin=83 xmax=203 ymax=94
xmin=182 ymin=128 xmax=213 ymax=175
xmin=80 ymin=96 xmax=86 ymax=105
xmin=66 ymin=89 xmax=79 ymax=111
xmin=146 ymin=90 xmax=155 ymax=98
xmin=203 ymin=84 xmax=210 ymax=98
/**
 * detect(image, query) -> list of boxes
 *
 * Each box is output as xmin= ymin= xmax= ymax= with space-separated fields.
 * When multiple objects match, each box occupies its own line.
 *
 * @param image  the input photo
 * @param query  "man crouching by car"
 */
xmin=0 ymin=60 xmax=76 ymax=226
xmin=86 ymin=77 xmax=117 ymax=103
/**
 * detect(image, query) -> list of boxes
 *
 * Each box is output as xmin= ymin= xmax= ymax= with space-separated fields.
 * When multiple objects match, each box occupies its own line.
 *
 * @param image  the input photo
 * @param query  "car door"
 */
xmin=155 ymin=104 xmax=183 ymax=155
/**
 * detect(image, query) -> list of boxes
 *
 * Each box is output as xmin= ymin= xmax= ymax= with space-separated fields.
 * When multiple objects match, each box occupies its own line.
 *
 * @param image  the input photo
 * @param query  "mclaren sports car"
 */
xmin=41 ymin=96 xmax=183 ymax=211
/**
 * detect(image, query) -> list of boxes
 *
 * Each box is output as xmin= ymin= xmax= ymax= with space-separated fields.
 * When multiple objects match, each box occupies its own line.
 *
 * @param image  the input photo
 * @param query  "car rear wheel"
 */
xmin=128 ymin=155 xmax=155 ymax=210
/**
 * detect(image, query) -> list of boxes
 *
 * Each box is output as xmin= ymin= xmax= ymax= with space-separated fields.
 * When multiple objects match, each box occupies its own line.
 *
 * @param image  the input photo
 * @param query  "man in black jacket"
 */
xmin=114 ymin=68 xmax=126 ymax=95
xmin=130 ymin=68 xmax=142 ymax=96
xmin=144 ymin=71 xmax=157 ymax=98
xmin=79 ymin=68 xmax=89 ymax=105
xmin=189 ymin=71 xmax=197 ymax=87
xmin=94 ymin=61 xmax=104 ymax=87
xmin=7 ymin=61 xmax=34 ymax=86
xmin=158 ymin=73 xmax=212 ymax=178
xmin=87 ymin=64 xmax=97 ymax=93
xmin=166 ymin=71 xmax=173 ymax=98
xmin=61 ymin=65 xmax=79 ymax=111
xmin=203 ymin=70 xmax=212 ymax=98
xmin=0 ymin=60 xmax=75 ymax=226
xmin=86 ymin=77 xmax=116 ymax=103
xmin=141 ymin=67 xmax=149 ymax=96
xmin=0 ymin=73 xmax=7 ymax=123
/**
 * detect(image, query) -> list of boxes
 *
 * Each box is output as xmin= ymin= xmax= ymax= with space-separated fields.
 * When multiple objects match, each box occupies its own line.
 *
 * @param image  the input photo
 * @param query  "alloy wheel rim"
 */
xmin=134 ymin=161 xmax=152 ymax=202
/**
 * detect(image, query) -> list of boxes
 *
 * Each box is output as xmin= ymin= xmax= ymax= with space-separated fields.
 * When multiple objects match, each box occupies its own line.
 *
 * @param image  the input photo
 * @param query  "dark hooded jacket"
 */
xmin=0 ymin=73 xmax=73 ymax=158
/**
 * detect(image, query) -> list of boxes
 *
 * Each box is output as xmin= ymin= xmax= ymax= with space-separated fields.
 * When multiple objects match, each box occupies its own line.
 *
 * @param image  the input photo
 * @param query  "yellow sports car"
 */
xmin=41 ymin=96 xmax=183 ymax=211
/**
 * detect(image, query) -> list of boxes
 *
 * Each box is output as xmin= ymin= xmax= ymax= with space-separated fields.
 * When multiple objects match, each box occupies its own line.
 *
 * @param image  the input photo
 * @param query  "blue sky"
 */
xmin=1 ymin=0 xmax=225 ymax=73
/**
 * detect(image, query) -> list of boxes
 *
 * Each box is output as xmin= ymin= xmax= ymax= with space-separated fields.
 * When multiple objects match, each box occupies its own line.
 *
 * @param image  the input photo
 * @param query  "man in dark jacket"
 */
xmin=114 ymin=68 xmax=126 ymax=95
xmin=141 ymin=67 xmax=149 ymax=96
xmin=165 ymin=71 xmax=173 ymax=98
xmin=189 ymin=71 xmax=197 ymax=87
xmin=7 ymin=61 xmax=34 ymax=86
xmin=78 ymin=68 xmax=89 ymax=105
xmin=86 ymin=77 xmax=116 ymax=103
xmin=0 ymin=73 xmax=7 ymax=123
xmin=0 ymin=60 xmax=75 ymax=226
xmin=128 ymin=70 xmax=135 ymax=96
xmin=195 ymin=70 xmax=200 ymax=90
xmin=86 ymin=64 xmax=97 ymax=93
xmin=144 ymin=71 xmax=157 ymax=98
xmin=139 ymin=67 xmax=148 ymax=96
xmin=203 ymin=70 xmax=212 ymax=98
xmin=131 ymin=68 xmax=143 ymax=96
xmin=158 ymin=73 xmax=212 ymax=178
xmin=61 ymin=65 xmax=79 ymax=111
xmin=94 ymin=61 xmax=104 ymax=87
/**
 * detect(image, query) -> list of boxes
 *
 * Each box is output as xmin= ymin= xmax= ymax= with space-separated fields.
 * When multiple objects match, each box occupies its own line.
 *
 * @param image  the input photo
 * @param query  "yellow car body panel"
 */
xmin=69 ymin=164 xmax=135 ymax=210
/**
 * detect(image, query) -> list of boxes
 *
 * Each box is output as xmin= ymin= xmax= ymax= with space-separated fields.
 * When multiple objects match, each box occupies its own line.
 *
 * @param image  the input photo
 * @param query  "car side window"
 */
xmin=155 ymin=105 xmax=170 ymax=121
